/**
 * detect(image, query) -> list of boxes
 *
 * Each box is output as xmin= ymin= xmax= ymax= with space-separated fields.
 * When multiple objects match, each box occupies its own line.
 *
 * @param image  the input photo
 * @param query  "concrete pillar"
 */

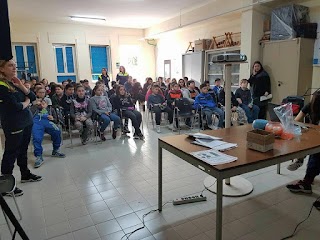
xmin=240 ymin=5 xmax=269 ymax=80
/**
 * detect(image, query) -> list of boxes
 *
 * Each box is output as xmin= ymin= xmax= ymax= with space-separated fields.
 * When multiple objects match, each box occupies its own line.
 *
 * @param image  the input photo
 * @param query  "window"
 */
xmin=90 ymin=46 xmax=110 ymax=81
xmin=54 ymin=45 xmax=77 ymax=83
xmin=12 ymin=44 xmax=38 ymax=80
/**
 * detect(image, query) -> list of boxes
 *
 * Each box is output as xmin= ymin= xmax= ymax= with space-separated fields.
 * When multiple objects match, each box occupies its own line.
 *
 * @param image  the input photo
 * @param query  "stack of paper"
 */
xmin=189 ymin=133 xmax=237 ymax=151
xmin=190 ymin=149 xmax=237 ymax=165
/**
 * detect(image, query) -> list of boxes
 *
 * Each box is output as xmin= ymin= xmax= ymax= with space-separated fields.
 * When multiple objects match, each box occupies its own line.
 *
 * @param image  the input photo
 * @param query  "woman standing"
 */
xmin=0 ymin=59 xmax=42 ymax=196
xmin=98 ymin=68 xmax=110 ymax=90
xmin=116 ymin=66 xmax=129 ymax=85
xmin=248 ymin=61 xmax=271 ymax=119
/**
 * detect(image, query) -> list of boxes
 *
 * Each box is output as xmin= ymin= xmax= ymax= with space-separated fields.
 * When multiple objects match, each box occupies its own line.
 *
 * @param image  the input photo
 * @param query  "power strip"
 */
xmin=173 ymin=195 xmax=207 ymax=205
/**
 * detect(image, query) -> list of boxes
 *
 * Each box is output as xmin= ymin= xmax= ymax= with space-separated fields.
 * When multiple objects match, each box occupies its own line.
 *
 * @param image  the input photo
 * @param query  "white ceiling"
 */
xmin=8 ymin=0 xmax=216 ymax=29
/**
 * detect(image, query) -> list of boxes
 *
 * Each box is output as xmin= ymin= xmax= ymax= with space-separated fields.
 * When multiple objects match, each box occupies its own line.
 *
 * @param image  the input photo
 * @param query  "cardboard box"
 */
xmin=194 ymin=39 xmax=212 ymax=51
xmin=247 ymin=129 xmax=275 ymax=152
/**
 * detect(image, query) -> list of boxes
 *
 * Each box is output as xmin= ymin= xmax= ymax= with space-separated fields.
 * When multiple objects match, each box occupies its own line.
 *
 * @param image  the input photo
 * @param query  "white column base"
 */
xmin=204 ymin=176 xmax=253 ymax=197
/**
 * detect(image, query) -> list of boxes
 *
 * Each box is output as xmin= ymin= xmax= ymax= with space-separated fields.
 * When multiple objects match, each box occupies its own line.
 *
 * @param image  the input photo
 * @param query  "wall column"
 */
xmin=240 ymin=5 xmax=268 ymax=80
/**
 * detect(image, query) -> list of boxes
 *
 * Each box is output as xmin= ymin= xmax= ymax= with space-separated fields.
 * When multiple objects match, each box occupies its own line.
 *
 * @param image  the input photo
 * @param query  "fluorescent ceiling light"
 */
xmin=70 ymin=16 xmax=106 ymax=23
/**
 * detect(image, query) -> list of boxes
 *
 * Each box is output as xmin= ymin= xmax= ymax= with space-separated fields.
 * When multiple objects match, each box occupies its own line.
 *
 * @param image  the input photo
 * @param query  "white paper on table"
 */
xmin=260 ymin=94 xmax=272 ymax=102
xmin=190 ymin=149 xmax=237 ymax=166
xmin=188 ymin=132 xmax=222 ymax=140
xmin=192 ymin=139 xmax=237 ymax=151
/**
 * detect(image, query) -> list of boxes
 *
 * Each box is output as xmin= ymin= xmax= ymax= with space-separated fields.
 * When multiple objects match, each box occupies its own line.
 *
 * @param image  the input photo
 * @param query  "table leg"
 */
xmin=216 ymin=178 xmax=223 ymax=240
xmin=277 ymin=163 xmax=281 ymax=174
xmin=158 ymin=144 xmax=163 ymax=211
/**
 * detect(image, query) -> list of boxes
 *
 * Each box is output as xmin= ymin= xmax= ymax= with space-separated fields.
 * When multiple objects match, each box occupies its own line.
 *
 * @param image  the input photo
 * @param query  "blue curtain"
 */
xmin=26 ymin=46 xmax=37 ymax=73
xmin=55 ymin=48 xmax=64 ymax=73
xmin=90 ymin=46 xmax=108 ymax=74
xmin=65 ymin=47 xmax=74 ymax=73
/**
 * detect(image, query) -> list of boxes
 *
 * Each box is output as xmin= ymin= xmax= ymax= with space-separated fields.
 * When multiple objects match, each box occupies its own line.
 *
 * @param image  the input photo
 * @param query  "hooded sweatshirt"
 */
xmin=194 ymin=92 xmax=217 ymax=110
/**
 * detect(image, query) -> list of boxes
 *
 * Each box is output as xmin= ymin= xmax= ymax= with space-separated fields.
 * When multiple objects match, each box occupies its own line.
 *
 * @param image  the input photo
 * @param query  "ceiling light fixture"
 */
xmin=70 ymin=16 xmax=106 ymax=23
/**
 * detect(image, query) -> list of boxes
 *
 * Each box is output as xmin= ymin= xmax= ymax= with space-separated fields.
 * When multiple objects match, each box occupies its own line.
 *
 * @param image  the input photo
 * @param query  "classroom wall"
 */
xmin=310 ymin=6 xmax=320 ymax=89
xmin=149 ymin=13 xmax=241 ymax=80
xmin=10 ymin=21 xmax=155 ymax=83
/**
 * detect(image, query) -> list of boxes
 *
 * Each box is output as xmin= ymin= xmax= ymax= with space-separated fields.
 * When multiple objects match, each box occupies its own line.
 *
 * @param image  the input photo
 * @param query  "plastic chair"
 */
xmin=0 ymin=175 xmax=22 ymax=236
xmin=173 ymin=98 xmax=200 ymax=134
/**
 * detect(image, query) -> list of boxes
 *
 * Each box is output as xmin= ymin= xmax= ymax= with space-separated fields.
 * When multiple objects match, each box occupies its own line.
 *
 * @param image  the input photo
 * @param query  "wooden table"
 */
xmin=157 ymin=125 xmax=320 ymax=240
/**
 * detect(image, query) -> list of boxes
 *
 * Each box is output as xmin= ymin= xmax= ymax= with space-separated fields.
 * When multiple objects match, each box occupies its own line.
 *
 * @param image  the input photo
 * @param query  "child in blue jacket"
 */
xmin=194 ymin=83 xmax=225 ymax=129
xmin=31 ymin=99 xmax=65 ymax=168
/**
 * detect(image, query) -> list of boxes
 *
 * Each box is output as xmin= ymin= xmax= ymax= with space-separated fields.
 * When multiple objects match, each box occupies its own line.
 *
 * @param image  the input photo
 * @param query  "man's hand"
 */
xmin=248 ymin=103 xmax=253 ymax=108
xmin=48 ymin=115 xmax=54 ymax=121
xmin=105 ymin=112 xmax=110 ymax=115
xmin=264 ymin=92 xmax=269 ymax=96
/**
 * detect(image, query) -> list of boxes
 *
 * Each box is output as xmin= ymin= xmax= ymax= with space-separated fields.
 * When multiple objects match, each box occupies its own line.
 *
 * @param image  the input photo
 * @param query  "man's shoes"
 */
xmin=52 ymin=149 xmax=66 ymax=158
xmin=133 ymin=133 xmax=140 ymax=139
xmin=34 ymin=156 xmax=44 ymax=168
xmin=2 ymin=187 xmax=24 ymax=197
xmin=21 ymin=173 xmax=42 ymax=183
xmin=203 ymin=125 xmax=212 ymax=130
xmin=112 ymin=129 xmax=118 ymax=139
xmin=313 ymin=200 xmax=320 ymax=210
xmin=287 ymin=159 xmax=304 ymax=171
xmin=286 ymin=180 xmax=312 ymax=194
xmin=156 ymin=125 xmax=161 ymax=133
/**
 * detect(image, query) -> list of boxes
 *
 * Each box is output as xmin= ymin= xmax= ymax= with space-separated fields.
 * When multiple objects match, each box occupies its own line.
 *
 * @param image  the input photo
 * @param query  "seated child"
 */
xmin=113 ymin=85 xmax=144 ymax=139
xmin=218 ymin=87 xmax=248 ymax=125
xmin=70 ymin=85 xmax=93 ymax=145
xmin=234 ymin=79 xmax=260 ymax=123
xmin=90 ymin=85 xmax=121 ymax=141
xmin=34 ymin=87 xmax=52 ymax=106
xmin=166 ymin=83 xmax=183 ymax=107
xmin=31 ymin=99 xmax=65 ymax=168
xmin=194 ymin=83 xmax=225 ymax=129
xmin=147 ymin=85 xmax=173 ymax=133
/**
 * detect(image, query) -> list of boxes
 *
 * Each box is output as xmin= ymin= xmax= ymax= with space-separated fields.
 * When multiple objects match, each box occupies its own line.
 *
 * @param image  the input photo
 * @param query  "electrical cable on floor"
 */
xmin=120 ymin=201 xmax=172 ymax=240
xmin=120 ymin=181 xmax=217 ymax=239
xmin=280 ymin=196 xmax=320 ymax=240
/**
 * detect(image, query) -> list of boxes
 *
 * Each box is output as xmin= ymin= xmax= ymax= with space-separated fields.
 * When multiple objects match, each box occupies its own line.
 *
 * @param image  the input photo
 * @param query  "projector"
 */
xmin=209 ymin=53 xmax=247 ymax=64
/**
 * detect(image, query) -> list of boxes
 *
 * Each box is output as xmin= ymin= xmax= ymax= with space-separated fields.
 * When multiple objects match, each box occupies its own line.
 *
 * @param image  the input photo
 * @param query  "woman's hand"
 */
xmin=11 ymin=77 xmax=23 ymax=87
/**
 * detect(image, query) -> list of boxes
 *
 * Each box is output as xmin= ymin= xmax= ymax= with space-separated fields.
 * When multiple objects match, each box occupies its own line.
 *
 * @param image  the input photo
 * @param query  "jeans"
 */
xmin=32 ymin=117 xmax=61 ymax=156
xmin=304 ymin=153 xmax=320 ymax=184
xmin=122 ymin=110 xmax=142 ymax=134
xmin=1 ymin=125 xmax=32 ymax=177
xmin=240 ymin=104 xmax=260 ymax=123
xmin=99 ymin=113 xmax=121 ymax=132
xmin=202 ymin=107 xmax=225 ymax=128
xmin=153 ymin=106 xmax=173 ymax=125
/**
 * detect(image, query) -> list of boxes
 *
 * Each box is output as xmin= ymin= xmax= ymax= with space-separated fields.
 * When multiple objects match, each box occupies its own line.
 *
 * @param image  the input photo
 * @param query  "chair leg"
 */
xmin=68 ymin=117 xmax=73 ymax=147
xmin=2 ymin=208 xmax=13 ymax=236
xmin=11 ymin=194 xmax=22 ymax=220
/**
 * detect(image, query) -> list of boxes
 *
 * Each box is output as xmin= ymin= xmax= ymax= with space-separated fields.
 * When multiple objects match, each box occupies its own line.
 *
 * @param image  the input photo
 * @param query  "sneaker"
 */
xmin=81 ymin=137 xmax=88 ymax=145
xmin=313 ymin=200 xmax=320 ymax=210
xmin=138 ymin=133 xmax=145 ymax=140
xmin=98 ymin=130 xmax=106 ymax=141
xmin=203 ymin=125 xmax=212 ymax=130
xmin=34 ymin=156 xmax=44 ymax=168
xmin=133 ymin=133 xmax=140 ymax=139
xmin=287 ymin=159 xmax=304 ymax=171
xmin=156 ymin=125 xmax=161 ymax=133
xmin=52 ymin=149 xmax=66 ymax=158
xmin=112 ymin=129 xmax=118 ymax=139
xmin=123 ymin=127 xmax=130 ymax=134
xmin=168 ymin=124 xmax=177 ymax=131
xmin=21 ymin=173 xmax=42 ymax=183
xmin=286 ymin=180 xmax=312 ymax=194
xmin=2 ymin=187 xmax=24 ymax=197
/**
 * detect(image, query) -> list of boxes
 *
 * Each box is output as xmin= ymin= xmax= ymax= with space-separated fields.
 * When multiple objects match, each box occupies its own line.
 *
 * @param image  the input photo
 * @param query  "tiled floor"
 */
xmin=1 ymin=116 xmax=320 ymax=240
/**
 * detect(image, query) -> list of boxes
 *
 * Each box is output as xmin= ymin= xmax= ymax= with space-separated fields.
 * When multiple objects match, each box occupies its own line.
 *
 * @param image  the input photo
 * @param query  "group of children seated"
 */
xmin=144 ymin=77 xmax=260 ymax=132
xmin=24 ymin=77 xmax=145 ymax=168
xmin=23 ymin=75 xmax=260 ymax=168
